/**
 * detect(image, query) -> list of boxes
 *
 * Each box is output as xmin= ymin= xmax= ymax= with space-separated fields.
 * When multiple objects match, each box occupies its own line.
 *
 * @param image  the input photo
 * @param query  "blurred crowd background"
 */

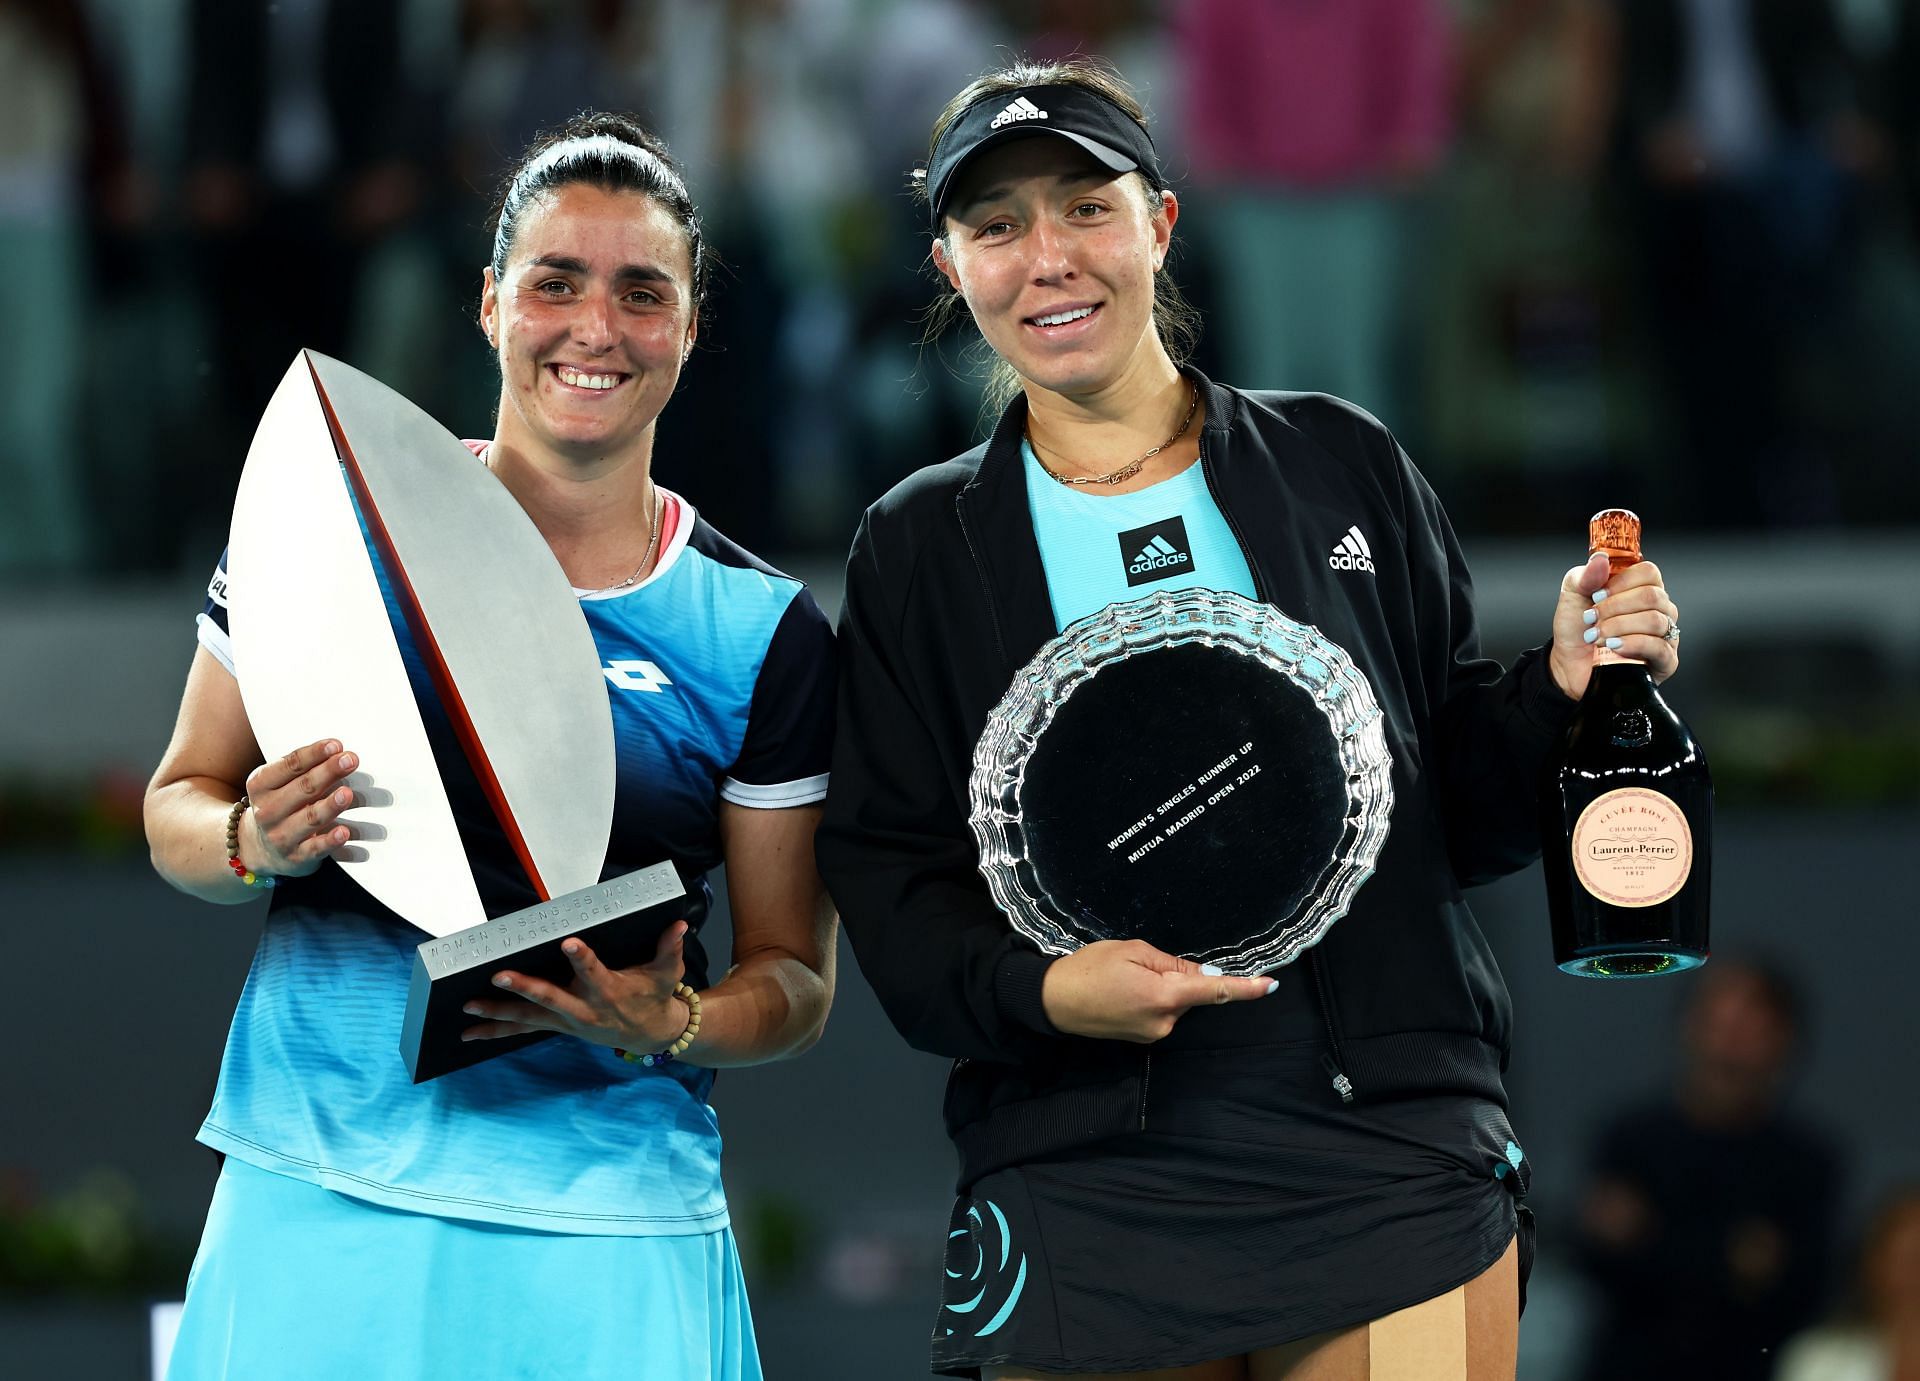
xmin=10 ymin=0 xmax=1920 ymax=570
xmin=3 ymin=1 xmax=1917 ymax=1378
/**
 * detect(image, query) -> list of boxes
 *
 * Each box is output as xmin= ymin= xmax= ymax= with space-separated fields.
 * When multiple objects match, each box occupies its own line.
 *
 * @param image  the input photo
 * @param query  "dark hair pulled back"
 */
xmin=489 ymin=113 xmax=709 ymax=312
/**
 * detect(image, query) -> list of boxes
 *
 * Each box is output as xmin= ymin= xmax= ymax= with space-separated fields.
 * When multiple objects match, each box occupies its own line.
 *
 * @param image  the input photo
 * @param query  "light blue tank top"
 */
xmin=1022 ymin=440 xmax=1257 ymax=630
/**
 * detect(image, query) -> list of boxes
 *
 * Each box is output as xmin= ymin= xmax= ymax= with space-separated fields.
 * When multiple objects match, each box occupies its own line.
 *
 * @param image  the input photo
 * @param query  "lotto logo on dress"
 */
xmin=603 ymin=660 xmax=675 ymax=693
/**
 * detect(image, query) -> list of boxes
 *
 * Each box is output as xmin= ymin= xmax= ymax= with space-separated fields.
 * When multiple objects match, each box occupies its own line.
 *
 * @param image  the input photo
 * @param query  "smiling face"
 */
xmin=932 ymin=138 xmax=1175 ymax=402
xmin=480 ymin=183 xmax=697 ymax=465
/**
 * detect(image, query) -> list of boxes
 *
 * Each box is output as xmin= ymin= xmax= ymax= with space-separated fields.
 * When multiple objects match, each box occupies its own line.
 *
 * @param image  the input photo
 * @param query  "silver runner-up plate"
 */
xmin=230 ymin=351 xmax=683 ymax=1081
xmin=968 ymin=589 xmax=1394 ymax=976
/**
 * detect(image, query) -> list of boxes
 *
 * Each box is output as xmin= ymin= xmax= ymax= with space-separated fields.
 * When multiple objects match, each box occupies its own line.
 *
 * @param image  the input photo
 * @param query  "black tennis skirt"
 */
xmin=929 ymin=1041 xmax=1531 ymax=1378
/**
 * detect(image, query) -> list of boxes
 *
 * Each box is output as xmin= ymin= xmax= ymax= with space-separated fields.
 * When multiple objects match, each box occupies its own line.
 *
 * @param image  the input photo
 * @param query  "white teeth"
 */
xmin=557 ymin=366 xmax=621 ymax=390
xmin=1033 ymin=306 xmax=1094 ymax=328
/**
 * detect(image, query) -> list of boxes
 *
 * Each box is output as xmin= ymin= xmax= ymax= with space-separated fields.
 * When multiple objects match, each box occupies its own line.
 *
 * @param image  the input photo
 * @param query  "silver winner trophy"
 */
xmin=227 ymin=351 xmax=684 ymax=1082
xmin=969 ymin=589 xmax=1395 ymax=976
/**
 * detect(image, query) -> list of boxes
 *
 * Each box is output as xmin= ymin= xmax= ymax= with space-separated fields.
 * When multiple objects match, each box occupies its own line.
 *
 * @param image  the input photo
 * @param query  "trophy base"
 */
xmin=401 ymin=862 xmax=686 ymax=1082
xmin=1556 ymin=946 xmax=1709 ymax=979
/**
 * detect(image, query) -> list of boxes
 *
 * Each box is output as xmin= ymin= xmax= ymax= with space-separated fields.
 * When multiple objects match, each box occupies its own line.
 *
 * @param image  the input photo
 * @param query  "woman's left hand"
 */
xmin=461 ymin=920 xmax=693 ymax=1052
xmin=1548 ymin=552 xmax=1683 ymax=700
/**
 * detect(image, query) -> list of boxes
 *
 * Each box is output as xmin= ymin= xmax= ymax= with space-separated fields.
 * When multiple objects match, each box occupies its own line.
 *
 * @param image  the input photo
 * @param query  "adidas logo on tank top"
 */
xmin=1119 ymin=517 xmax=1194 ymax=586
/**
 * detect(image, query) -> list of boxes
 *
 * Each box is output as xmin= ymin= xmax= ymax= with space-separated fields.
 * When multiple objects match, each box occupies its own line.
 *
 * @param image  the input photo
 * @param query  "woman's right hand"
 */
xmin=1040 ymin=939 xmax=1278 ymax=1043
xmin=238 ymin=738 xmax=360 ymax=878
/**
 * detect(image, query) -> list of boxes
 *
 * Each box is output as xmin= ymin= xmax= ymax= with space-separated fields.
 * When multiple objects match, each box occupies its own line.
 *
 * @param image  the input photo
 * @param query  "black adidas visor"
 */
xmin=926 ymin=84 xmax=1160 ymax=232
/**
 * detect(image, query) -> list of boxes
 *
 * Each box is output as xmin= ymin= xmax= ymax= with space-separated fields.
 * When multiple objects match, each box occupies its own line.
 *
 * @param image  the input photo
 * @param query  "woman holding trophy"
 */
xmin=143 ymin=116 xmax=836 ymax=1378
xmin=816 ymin=59 xmax=1684 ymax=1380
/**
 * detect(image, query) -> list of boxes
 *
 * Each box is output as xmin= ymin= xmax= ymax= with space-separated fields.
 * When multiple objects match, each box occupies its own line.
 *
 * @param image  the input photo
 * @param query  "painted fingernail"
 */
xmin=1605 ymin=637 xmax=1623 ymax=650
xmin=1583 ymin=627 xmax=1598 ymax=644
xmin=1200 ymin=963 xmax=1225 ymax=977
xmin=1582 ymin=608 xmax=1597 ymax=625
xmin=1263 ymin=979 xmax=1279 ymax=995
xmin=1592 ymin=589 xmax=1610 ymax=603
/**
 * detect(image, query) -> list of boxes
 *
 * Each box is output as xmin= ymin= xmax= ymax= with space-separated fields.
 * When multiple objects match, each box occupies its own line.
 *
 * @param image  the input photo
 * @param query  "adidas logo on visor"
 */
xmin=990 ymin=96 xmax=1049 ymax=129
xmin=1328 ymin=525 xmax=1375 ymax=574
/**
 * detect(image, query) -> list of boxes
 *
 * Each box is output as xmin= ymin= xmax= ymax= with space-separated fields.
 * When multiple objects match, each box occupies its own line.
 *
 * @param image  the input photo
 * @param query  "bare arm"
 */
xmin=685 ymin=799 xmax=837 ymax=1066
xmin=463 ymin=800 xmax=838 ymax=1067
xmin=143 ymin=647 xmax=358 ymax=903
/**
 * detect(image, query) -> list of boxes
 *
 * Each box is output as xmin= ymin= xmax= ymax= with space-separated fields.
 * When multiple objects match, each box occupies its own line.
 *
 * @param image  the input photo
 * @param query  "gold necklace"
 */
xmin=482 ymin=447 xmax=662 ymax=594
xmin=1030 ymin=383 xmax=1200 ymax=488
xmin=589 ymin=485 xmax=662 ymax=594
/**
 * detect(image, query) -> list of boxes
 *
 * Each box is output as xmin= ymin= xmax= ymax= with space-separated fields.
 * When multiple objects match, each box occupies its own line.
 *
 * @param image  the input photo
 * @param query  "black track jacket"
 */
xmin=816 ymin=371 xmax=1577 ymax=1190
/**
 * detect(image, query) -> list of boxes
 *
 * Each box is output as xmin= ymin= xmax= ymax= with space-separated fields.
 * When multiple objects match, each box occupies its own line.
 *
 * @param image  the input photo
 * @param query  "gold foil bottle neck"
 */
xmin=1589 ymin=508 xmax=1642 ymax=576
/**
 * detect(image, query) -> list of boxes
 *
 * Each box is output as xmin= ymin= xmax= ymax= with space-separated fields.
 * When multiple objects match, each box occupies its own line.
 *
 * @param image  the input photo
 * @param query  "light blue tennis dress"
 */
xmin=168 ymin=482 xmax=835 ymax=1380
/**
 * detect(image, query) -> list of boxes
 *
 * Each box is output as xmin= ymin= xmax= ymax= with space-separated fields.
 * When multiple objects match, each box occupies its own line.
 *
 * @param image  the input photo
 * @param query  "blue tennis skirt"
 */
xmin=167 ymin=1157 xmax=763 ymax=1381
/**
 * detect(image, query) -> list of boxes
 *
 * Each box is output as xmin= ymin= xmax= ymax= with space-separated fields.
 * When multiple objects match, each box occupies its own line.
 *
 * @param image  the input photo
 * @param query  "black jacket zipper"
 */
xmin=1197 ymin=420 xmax=1357 ymax=1105
xmin=1311 ymin=957 xmax=1356 ymax=1104
xmin=955 ymin=490 xmax=1011 ymax=672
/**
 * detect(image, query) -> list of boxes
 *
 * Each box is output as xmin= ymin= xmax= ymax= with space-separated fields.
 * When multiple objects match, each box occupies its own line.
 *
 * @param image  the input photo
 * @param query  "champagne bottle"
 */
xmin=1541 ymin=510 xmax=1712 ymax=977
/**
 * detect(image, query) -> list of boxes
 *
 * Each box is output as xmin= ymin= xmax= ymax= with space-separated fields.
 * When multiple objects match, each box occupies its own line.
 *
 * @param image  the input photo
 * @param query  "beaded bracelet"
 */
xmin=620 ymin=983 xmax=701 ymax=1067
xmin=224 ymin=796 xmax=276 ymax=890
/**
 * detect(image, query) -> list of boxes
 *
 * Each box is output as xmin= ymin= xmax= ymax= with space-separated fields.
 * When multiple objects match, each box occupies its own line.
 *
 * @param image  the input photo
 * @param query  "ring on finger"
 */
xmin=1662 ymin=615 xmax=1681 ymax=643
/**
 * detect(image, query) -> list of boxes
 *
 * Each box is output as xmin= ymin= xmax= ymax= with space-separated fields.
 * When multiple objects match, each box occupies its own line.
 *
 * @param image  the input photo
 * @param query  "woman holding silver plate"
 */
xmin=816 ymin=58 xmax=1683 ymax=1380
xmin=143 ymin=115 xmax=836 ymax=1378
